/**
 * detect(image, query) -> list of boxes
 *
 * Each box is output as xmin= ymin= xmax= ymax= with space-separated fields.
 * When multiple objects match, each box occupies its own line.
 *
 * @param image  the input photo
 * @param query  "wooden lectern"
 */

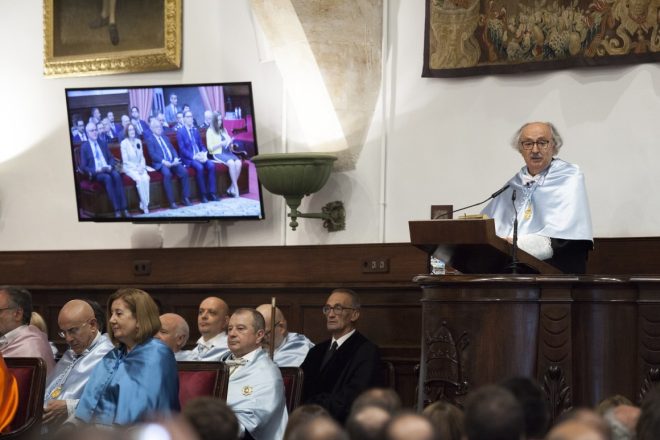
xmin=408 ymin=218 xmax=660 ymax=417
xmin=408 ymin=218 xmax=561 ymax=274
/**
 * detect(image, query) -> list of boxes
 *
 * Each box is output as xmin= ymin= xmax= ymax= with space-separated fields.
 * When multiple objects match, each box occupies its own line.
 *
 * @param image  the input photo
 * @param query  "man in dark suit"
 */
xmin=107 ymin=111 xmax=122 ymax=139
xmin=79 ymin=122 xmax=129 ymax=218
xmin=301 ymin=288 xmax=381 ymax=423
xmin=130 ymin=106 xmax=152 ymax=138
xmin=71 ymin=119 xmax=88 ymax=143
xmin=146 ymin=118 xmax=191 ymax=209
xmin=177 ymin=111 xmax=218 ymax=203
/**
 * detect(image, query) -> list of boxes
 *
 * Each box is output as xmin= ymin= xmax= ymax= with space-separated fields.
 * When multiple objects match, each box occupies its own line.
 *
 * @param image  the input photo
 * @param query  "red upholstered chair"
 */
xmin=4 ymin=357 xmax=47 ymax=439
xmin=279 ymin=367 xmax=304 ymax=413
xmin=177 ymin=361 xmax=229 ymax=409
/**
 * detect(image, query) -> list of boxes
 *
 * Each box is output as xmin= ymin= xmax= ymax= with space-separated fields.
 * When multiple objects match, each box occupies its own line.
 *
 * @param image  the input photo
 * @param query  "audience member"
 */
xmin=98 ymin=118 xmax=114 ymax=144
xmin=346 ymin=405 xmax=390 ymax=440
xmin=164 ymin=94 xmax=179 ymax=126
xmin=107 ymin=111 xmax=121 ymax=138
xmin=182 ymin=396 xmax=239 ymax=440
xmin=156 ymin=112 xmax=172 ymax=133
xmin=604 ymin=405 xmax=639 ymax=440
xmin=155 ymin=313 xmax=190 ymax=359
xmin=223 ymin=308 xmax=288 ymax=440
xmin=88 ymin=107 xmax=102 ymax=125
xmin=200 ymin=110 xmax=213 ymax=129
xmin=0 ymin=353 xmax=18 ymax=433
xmin=0 ymin=286 xmax=55 ymax=373
xmin=255 ymin=304 xmax=314 ymax=367
xmin=30 ymin=311 xmax=59 ymax=358
xmin=547 ymin=420 xmax=608 ymax=440
xmin=75 ymin=288 xmax=179 ymax=425
xmin=301 ymin=288 xmax=381 ymax=423
xmin=146 ymin=118 xmax=191 ymax=209
xmin=384 ymin=411 xmax=437 ymax=440
xmin=118 ymin=115 xmax=131 ymax=141
xmin=286 ymin=415 xmax=348 ymax=440
xmin=501 ymin=376 xmax=550 ymax=439
xmin=283 ymin=404 xmax=330 ymax=440
xmin=182 ymin=104 xmax=199 ymax=127
xmin=207 ymin=112 xmax=243 ymax=198
xmin=174 ymin=111 xmax=185 ymax=130
xmin=129 ymin=106 xmax=151 ymax=137
xmin=43 ymin=300 xmax=114 ymax=428
xmin=120 ymin=122 xmax=151 ymax=214
xmin=481 ymin=121 xmax=593 ymax=273
xmin=80 ymin=122 xmax=129 ymax=218
xmin=596 ymin=395 xmax=634 ymax=416
xmin=556 ymin=408 xmax=612 ymax=438
xmin=636 ymin=387 xmax=660 ymax=440
xmin=71 ymin=119 xmax=88 ymax=142
xmin=101 ymin=118 xmax=118 ymax=143
xmin=350 ymin=388 xmax=402 ymax=414
xmin=177 ymin=110 xmax=218 ymax=203
xmin=177 ymin=297 xmax=229 ymax=361
xmin=463 ymin=384 xmax=525 ymax=440
xmin=422 ymin=401 xmax=464 ymax=440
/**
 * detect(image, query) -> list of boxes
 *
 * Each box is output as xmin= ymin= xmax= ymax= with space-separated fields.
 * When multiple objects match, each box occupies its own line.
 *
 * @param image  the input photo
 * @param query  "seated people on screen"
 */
xmin=145 ymin=118 xmax=191 ymax=209
xmin=88 ymin=108 xmax=101 ymax=125
xmin=200 ymin=110 xmax=213 ymax=130
xmin=177 ymin=111 xmax=219 ymax=203
xmin=118 ymin=115 xmax=130 ymax=141
xmin=480 ymin=122 xmax=593 ymax=274
xmin=174 ymin=112 xmax=185 ymax=131
xmin=154 ymin=313 xmax=189 ymax=360
xmin=177 ymin=297 xmax=229 ymax=361
xmin=120 ymin=123 xmax=151 ymax=214
xmin=129 ymin=106 xmax=151 ymax=138
xmin=43 ymin=300 xmax=113 ymax=428
xmin=301 ymin=289 xmax=381 ymax=423
xmin=75 ymin=288 xmax=179 ymax=426
xmin=107 ymin=111 xmax=122 ymax=139
xmin=101 ymin=118 xmax=118 ymax=143
xmin=206 ymin=112 xmax=243 ymax=198
xmin=255 ymin=304 xmax=314 ymax=367
xmin=156 ymin=112 xmax=172 ymax=133
xmin=80 ymin=122 xmax=129 ymax=218
xmin=0 ymin=286 xmax=56 ymax=374
xmin=0 ymin=353 xmax=18 ymax=433
xmin=222 ymin=308 xmax=288 ymax=440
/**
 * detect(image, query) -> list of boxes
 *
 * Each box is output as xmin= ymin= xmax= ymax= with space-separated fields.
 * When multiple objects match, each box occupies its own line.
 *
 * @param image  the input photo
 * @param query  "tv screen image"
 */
xmin=65 ymin=82 xmax=265 ymax=222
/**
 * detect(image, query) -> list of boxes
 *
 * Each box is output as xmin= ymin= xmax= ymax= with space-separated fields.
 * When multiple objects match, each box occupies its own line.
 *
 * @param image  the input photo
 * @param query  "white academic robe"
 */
xmin=273 ymin=332 xmax=315 ymax=367
xmin=177 ymin=332 xmax=229 ymax=361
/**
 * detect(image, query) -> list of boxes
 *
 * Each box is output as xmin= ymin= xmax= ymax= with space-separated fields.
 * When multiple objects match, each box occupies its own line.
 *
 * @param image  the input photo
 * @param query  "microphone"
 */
xmin=435 ymin=184 xmax=510 ymax=219
xmin=510 ymin=190 xmax=519 ymax=274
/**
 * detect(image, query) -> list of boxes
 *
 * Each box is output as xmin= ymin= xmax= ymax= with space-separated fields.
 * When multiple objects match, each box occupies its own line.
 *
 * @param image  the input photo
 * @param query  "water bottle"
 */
xmin=430 ymin=256 xmax=446 ymax=275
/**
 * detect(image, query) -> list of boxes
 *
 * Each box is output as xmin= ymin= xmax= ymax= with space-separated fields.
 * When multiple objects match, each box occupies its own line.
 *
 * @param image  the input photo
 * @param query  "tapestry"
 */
xmin=423 ymin=0 xmax=660 ymax=77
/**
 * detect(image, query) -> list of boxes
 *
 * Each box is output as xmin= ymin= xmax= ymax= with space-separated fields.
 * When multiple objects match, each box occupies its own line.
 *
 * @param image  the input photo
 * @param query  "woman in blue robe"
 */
xmin=75 ymin=288 xmax=180 ymax=425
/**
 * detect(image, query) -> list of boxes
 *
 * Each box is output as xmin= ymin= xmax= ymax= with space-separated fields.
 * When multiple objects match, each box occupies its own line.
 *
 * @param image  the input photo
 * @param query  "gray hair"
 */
xmin=234 ymin=308 xmax=265 ymax=332
xmin=0 ymin=286 xmax=33 ymax=325
xmin=511 ymin=122 xmax=563 ymax=155
xmin=604 ymin=408 xmax=635 ymax=440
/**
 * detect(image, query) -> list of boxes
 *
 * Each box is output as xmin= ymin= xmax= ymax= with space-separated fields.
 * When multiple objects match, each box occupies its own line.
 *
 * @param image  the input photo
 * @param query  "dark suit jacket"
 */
xmin=301 ymin=331 xmax=380 ymax=423
xmin=176 ymin=126 xmax=205 ymax=166
xmin=146 ymin=134 xmax=180 ymax=171
xmin=79 ymin=139 xmax=116 ymax=177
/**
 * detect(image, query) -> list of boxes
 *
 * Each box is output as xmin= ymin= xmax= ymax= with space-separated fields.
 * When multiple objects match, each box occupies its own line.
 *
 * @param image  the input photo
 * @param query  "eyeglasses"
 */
xmin=58 ymin=321 xmax=90 ymax=338
xmin=520 ymin=139 xmax=552 ymax=150
xmin=322 ymin=305 xmax=355 ymax=315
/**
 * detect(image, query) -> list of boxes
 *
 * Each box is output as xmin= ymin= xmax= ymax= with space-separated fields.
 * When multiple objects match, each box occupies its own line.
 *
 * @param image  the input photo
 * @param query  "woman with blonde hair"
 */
xmin=75 ymin=288 xmax=179 ymax=425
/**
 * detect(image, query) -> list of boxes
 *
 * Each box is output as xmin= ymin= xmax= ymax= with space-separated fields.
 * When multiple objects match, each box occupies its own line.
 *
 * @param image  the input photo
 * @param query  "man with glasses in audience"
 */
xmin=42 ymin=300 xmax=113 ymax=428
xmin=481 ymin=122 xmax=593 ymax=274
xmin=0 ymin=286 xmax=55 ymax=373
xmin=255 ymin=304 xmax=314 ymax=367
xmin=301 ymin=288 xmax=381 ymax=423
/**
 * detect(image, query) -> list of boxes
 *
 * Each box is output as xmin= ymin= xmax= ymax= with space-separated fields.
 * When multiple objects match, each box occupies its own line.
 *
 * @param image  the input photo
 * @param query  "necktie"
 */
xmin=158 ymin=136 xmax=172 ymax=161
xmin=226 ymin=356 xmax=247 ymax=376
xmin=321 ymin=341 xmax=338 ymax=369
xmin=188 ymin=128 xmax=199 ymax=154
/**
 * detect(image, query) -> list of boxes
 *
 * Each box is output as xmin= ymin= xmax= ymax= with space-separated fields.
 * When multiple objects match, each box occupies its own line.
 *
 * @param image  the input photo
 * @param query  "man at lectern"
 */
xmin=481 ymin=122 xmax=593 ymax=274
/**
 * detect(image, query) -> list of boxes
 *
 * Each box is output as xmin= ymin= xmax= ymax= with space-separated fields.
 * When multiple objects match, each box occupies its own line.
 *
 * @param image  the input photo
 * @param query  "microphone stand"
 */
xmin=510 ymin=190 xmax=519 ymax=274
xmin=435 ymin=185 xmax=510 ymax=219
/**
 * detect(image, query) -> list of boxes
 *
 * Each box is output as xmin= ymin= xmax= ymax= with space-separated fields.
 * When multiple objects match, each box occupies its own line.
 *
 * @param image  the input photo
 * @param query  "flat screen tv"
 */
xmin=65 ymin=82 xmax=265 ymax=222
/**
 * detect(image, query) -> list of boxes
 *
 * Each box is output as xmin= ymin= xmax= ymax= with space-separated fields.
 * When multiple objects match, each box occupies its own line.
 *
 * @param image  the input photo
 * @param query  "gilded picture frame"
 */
xmin=43 ymin=0 xmax=181 ymax=78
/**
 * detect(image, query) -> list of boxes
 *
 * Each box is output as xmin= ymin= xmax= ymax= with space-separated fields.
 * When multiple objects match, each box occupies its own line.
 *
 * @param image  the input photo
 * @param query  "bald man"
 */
xmin=178 ymin=297 xmax=230 ymax=361
xmin=43 ymin=300 xmax=113 ymax=427
xmin=155 ymin=313 xmax=190 ymax=360
xmin=256 ymin=304 xmax=314 ymax=367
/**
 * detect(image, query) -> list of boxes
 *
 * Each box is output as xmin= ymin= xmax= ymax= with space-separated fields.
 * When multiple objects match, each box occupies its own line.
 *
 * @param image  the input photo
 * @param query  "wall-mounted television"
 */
xmin=65 ymin=82 xmax=265 ymax=222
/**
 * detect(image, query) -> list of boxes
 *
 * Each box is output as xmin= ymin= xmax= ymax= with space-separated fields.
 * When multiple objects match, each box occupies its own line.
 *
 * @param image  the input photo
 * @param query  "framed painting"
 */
xmin=423 ymin=0 xmax=660 ymax=77
xmin=44 ymin=0 xmax=181 ymax=77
